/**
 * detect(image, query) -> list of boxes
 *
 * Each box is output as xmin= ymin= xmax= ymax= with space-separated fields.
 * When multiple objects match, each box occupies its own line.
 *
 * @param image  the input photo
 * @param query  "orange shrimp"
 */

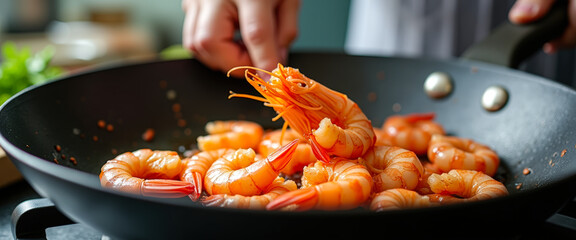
xmin=258 ymin=128 xmax=317 ymax=175
xmin=228 ymin=64 xmax=376 ymax=163
xmin=427 ymin=134 xmax=500 ymax=176
xmin=414 ymin=162 xmax=442 ymax=195
xmin=99 ymin=149 xmax=194 ymax=198
xmin=266 ymin=158 xmax=372 ymax=211
xmin=369 ymin=188 xmax=436 ymax=211
xmin=180 ymin=148 xmax=236 ymax=201
xmin=201 ymin=177 xmax=297 ymax=209
xmin=376 ymin=113 xmax=445 ymax=155
xmin=197 ymin=120 xmax=264 ymax=151
xmin=427 ymin=169 xmax=508 ymax=204
xmin=362 ymin=145 xmax=424 ymax=193
xmin=204 ymin=139 xmax=299 ymax=196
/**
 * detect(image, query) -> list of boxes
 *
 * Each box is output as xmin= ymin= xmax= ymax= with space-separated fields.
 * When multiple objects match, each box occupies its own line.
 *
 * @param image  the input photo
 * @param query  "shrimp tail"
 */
xmin=308 ymin=134 xmax=331 ymax=163
xmin=184 ymin=172 xmax=204 ymax=201
xmin=140 ymin=179 xmax=195 ymax=198
xmin=405 ymin=112 xmax=435 ymax=123
xmin=267 ymin=139 xmax=300 ymax=171
xmin=266 ymin=187 xmax=318 ymax=211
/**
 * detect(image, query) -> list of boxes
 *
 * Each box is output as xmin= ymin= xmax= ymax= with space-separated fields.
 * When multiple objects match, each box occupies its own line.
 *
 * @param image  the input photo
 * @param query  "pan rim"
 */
xmin=1 ymin=55 xmax=576 ymax=217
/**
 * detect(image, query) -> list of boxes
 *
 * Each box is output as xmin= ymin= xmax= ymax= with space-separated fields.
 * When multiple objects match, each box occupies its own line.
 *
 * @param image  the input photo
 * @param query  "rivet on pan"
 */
xmin=424 ymin=72 xmax=453 ymax=99
xmin=481 ymin=86 xmax=508 ymax=111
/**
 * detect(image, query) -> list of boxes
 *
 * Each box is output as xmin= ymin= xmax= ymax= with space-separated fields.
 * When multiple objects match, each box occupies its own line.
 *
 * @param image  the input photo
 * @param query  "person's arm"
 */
xmin=509 ymin=0 xmax=576 ymax=53
xmin=182 ymin=0 xmax=300 ymax=77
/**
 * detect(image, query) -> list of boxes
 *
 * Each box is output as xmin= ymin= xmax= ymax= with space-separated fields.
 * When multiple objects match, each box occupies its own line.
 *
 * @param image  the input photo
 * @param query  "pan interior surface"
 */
xmin=2 ymin=54 xmax=576 ymax=238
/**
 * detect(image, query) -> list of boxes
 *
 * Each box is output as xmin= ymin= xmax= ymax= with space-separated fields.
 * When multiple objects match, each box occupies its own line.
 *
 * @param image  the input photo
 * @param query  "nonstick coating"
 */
xmin=2 ymin=53 xmax=576 ymax=239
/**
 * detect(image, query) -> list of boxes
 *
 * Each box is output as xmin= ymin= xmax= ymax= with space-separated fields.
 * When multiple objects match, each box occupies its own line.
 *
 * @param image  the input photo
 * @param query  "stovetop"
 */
xmin=2 ymin=181 xmax=576 ymax=240
xmin=0 ymin=181 xmax=99 ymax=240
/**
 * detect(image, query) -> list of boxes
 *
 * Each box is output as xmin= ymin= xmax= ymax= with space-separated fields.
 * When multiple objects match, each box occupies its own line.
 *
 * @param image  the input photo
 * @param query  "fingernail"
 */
xmin=511 ymin=2 xmax=540 ymax=18
xmin=258 ymin=72 xmax=271 ymax=81
xmin=543 ymin=43 xmax=557 ymax=54
xmin=280 ymin=48 xmax=288 ymax=64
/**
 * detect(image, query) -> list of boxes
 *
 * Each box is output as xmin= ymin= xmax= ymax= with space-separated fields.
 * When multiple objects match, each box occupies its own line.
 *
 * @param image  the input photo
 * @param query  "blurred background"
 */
xmin=0 ymin=0 xmax=574 ymax=86
xmin=0 ymin=0 xmax=350 ymax=72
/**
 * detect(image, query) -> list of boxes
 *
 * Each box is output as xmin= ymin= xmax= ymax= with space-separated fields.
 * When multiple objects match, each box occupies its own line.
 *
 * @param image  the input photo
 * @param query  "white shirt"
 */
xmin=345 ymin=0 xmax=573 ymax=85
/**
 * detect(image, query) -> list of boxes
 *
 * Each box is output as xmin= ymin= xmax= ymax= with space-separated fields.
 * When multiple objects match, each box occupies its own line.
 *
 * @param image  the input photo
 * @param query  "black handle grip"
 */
xmin=541 ymin=197 xmax=576 ymax=238
xmin=462 ymin=0 xmax=569 ymax=68
xmin=11 ymin=198 xmax=75 ymax=240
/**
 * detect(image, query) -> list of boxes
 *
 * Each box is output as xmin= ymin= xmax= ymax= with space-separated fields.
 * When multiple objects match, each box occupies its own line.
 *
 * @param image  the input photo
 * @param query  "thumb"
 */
xmin=509 ymin=0 xmax=556 ymax=24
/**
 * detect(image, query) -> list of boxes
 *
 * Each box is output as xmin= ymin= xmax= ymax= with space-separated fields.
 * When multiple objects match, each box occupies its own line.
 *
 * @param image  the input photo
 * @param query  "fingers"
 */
xmin=183 ymin=0 xmax=252 ymax=75
xmin=544 ymin=0 xmax=576 ymax=53
xmin=236 ymin=0 xmax=281 ymax=72
xmin=509 ymin=0 xmax=556 ymax=24
xmin=197 ymin=1 xmax=252 ymax=69
xmin=509 ymin=0 xmax=576 ymax=54
xmin=235 ymin=0 xmax=300 ymax=75
xmin=182 ymin=0 xmax=199 ymax=52
xmin=276 ymin=0 xmax=301 ymax=62
xmin=182 ymin=0 xmax=300 ymax=77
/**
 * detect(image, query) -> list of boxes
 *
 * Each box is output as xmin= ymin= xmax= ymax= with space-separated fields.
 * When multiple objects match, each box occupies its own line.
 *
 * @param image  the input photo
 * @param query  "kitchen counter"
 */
xmin=0 ymin=149 xmax=22 ymax=188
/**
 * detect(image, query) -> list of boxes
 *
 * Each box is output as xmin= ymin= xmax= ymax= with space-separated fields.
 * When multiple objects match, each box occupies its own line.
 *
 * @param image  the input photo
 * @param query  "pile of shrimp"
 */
xmin=100 ymin=64 xmax=508 ymax=212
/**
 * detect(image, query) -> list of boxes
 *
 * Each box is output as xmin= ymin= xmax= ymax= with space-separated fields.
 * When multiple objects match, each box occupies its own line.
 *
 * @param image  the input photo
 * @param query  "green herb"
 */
xmin=0 ymin=42 xmax=63 ymax=105
xmin=159 ymin=44 xmax=193 ymax=60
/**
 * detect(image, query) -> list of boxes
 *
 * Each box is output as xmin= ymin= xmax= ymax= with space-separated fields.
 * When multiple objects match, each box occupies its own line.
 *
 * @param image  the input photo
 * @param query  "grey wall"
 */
xmin=293 ymin=0 xmax=350 ymax=51
xmin=50 ymin=0 xmax=350 ymax=51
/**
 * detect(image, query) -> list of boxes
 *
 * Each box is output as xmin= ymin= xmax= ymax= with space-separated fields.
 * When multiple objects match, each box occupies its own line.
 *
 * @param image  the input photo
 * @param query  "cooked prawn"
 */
xmin=100 ymin=149 xmax=194 ymax=198
xmin=427 ymin=169 xmax=508 ymax=204
xmin=376 ymin=113 xmax=445 ymax=155
xmin=414 ymin=162 xmax=442 ymax=195
xmin=197 ymin=120 xmax=264 ymax=151
xmin=228 ymin=64 xmax=376 ymax=163
xmin=258 ymin=128 xmax=316 ymax=175
xmin=428 ymin=134 xmax=500 ymax=176
xmin=266 ymin=158 xmax=372 ymax=211
xmin=202 ymin=177 xmax=297 ymax=209
xmin=369 ymin=188 xmax=436 ymax=211
xmin=204 ymin=139 xmax=299 ymax=196
xmin=180 ymin=148 xmax=236 ymax=200
xmin=362 ymin=145 xmax=424 ymax=192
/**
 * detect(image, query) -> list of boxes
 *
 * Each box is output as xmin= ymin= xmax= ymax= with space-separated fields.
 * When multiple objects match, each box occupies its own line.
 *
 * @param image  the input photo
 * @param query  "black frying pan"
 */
xmin=3 ymin=2 xmax=576 ymax=240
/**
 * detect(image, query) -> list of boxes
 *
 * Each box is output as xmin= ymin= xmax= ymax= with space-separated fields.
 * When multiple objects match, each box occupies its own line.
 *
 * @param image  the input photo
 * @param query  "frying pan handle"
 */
xmin=11 ymin=198 xmax=75 ymax=240
xmin=461 ymin=0 xmax=569 ymax=68
xmin=545 ymin=197 xmax=576 ymax=236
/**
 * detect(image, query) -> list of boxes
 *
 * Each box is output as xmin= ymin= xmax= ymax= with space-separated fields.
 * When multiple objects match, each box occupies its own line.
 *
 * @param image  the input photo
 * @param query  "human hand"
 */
xmin=509 ymin=0 xmax=576 ymax=53
xmin=182 ymin=0 xmax=300 ymax=78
